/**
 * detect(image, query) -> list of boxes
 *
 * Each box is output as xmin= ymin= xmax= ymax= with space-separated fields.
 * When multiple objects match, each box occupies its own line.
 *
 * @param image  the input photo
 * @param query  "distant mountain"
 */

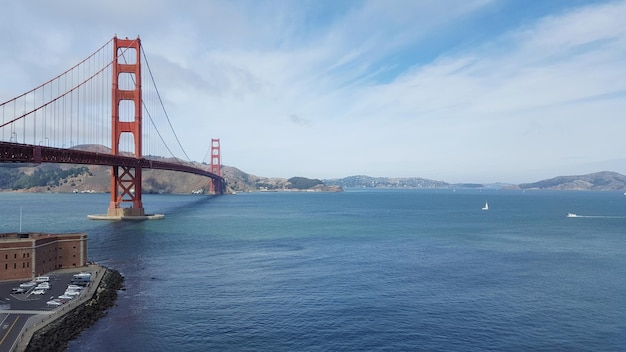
xmin=223 ymin=166 xmax=342 ymax=193
xmin=325 ymin=172 xmax=626 ymax=191
xmin=323 ymin=175 xmax=450 ymax=189
xmin=0 ymin=145 xmax=342 ymax=193
xmin=518 ymin=171 xmax=626 ymax=191
xmin=1 ymin=145 xmax=624 ymax=193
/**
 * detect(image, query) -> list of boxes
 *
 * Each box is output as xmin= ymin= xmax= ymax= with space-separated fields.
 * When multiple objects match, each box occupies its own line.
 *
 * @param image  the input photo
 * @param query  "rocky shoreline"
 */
xmin=25 ymin=267 xmax=124 ymax=352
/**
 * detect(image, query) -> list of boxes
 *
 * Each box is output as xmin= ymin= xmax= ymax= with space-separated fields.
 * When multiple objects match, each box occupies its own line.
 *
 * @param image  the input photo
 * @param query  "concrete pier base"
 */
xmin=87 ymin=213 xmax=165 ymax=220
xmin=88 ymin=208 xmax=165 ymax=220
xmin=108 ymin=207 xmax=145 ymax=217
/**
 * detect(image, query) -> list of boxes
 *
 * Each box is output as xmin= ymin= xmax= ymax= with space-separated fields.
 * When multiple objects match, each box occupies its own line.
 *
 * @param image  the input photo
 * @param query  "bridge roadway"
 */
xmin=0 ymin=141 xmax=223 ymax=182
xmin=0 ymin=265 xmax=105 ymax=352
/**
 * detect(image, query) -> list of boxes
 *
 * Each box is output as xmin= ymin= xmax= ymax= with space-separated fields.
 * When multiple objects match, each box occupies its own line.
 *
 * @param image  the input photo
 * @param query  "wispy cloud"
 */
xmin=289 ymin=114 xmax=312 ymax=127
xmin=1 ymin=0 xmax=625 ymax=183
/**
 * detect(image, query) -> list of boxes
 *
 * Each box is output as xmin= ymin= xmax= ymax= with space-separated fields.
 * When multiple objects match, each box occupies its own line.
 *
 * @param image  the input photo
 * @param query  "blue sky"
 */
xmin=1 ymin=0 xmax=626 ymax=183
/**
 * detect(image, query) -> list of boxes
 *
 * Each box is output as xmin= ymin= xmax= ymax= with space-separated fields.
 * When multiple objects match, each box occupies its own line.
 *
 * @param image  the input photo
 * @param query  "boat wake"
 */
xmin=566 ymin=213 xmax=626 ymax=219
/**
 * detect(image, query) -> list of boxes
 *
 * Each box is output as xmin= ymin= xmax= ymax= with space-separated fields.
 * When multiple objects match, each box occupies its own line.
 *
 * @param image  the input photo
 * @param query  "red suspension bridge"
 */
xmin=0 ymin=36 xmax=225 ymax=219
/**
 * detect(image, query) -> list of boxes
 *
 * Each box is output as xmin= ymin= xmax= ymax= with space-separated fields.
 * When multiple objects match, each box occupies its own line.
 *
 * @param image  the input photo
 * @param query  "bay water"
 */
xmin=1 ymin=189 xmax=625 ymax=351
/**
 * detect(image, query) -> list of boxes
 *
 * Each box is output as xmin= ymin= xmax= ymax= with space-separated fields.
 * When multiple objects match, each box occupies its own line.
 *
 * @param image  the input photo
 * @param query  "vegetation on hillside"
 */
xmin=1 ymin=162 xmax=626 ymax=193
xmin=287 ymin=177 xmax=323 ymax=190
xmin=0 ymin=166 xmax=20 ymax=189
xmin=324 ymin=175 xmax=450 ymax=188
xmin=518 ymin=171 xmax=626 ymax=190
xmin=0 ymin=165 xmax=90 ymax=190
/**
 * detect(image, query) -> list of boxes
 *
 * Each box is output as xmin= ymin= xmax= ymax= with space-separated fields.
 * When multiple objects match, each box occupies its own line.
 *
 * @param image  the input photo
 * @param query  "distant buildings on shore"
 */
xmin=0 ymin=233 xmax=88 ymax=281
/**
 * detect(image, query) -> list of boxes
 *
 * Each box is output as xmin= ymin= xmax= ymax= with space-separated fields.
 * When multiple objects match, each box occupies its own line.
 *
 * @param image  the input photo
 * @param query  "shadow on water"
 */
xmin=94 ymin=194 xmax=219 ymax=223
xmin=154 ymin=194 xmax=220 ymax=216
xmin=91 ymin=195 xmax=225 ymax=269
xmin=82 ymin=195 xmax=220 ymax=237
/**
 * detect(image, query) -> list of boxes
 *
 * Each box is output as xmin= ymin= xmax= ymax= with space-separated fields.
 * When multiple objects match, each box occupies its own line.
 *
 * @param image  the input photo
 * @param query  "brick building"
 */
xmin=0 ymin=232 xmax=88 ymax=281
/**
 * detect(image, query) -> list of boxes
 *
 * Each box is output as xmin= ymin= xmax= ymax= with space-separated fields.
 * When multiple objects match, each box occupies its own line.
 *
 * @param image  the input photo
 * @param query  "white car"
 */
xmin=46 ymin=299 xmax=63 ymax=307
xmin=36 ymin=276 xmax=50 ymax=283
xmin=32 ymin=289 xmax=46 ymax=295
xmin=35 ymin=283 xmax=49 ymax=290
xmin=58 ymin=294 xmax=74 ymax=300
xmin=19 ymin=282 xmax=37 ymax=289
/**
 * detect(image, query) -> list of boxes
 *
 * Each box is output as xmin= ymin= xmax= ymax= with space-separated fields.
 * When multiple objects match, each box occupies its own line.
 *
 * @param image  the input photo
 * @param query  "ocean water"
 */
xmin=1 ymin=189 xmax=625 ymax=351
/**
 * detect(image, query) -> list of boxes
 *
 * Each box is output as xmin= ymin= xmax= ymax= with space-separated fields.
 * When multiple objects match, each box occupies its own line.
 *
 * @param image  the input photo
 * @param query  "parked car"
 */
xmin=46 ymin=299 xmax=64 ymax=307
xmin=11 ymin=287 xmax=26 ymax=294
xmin=73 ymin=272 xmax=91 ymax=280
xmin=35 ymin=276 xmax=50 ymax=283
xmin=32 ymin=289 xmax=46 ymax=295
xmin=35 ymin=283 xmax=50 ymax=290
xmin=19 ymin=282 xmax=36 ymax=289
xmin=71 ymin=273 xmax=91 ymax=285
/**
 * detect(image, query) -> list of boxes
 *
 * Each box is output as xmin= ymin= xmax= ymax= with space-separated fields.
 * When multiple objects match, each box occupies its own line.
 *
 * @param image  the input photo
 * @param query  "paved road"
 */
xmin=0 ymin=313 xmax=35 ymax=352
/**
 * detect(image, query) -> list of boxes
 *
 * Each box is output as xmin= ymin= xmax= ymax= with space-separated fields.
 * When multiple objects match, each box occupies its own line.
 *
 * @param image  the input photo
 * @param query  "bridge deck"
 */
xmin=0 ymin=142 xmax=222 ymax=181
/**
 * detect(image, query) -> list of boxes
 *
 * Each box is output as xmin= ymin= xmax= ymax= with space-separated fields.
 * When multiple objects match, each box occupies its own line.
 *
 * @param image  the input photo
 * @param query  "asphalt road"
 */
xmin=0 ymin=313 xmax=35 ymax=352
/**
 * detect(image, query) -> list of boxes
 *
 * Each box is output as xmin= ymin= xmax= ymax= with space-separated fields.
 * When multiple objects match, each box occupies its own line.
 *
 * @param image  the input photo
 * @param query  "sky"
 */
xmin=1 ymin=0 xmax=626 ymax=184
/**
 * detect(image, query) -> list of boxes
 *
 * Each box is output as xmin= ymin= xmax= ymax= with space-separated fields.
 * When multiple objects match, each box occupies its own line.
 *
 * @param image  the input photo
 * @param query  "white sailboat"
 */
xmin=482 ymin=202 xmax=489 ymax=211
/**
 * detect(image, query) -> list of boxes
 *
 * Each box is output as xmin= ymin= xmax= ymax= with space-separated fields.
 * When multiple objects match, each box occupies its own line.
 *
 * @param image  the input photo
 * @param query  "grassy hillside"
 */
xmin=0 ymin=164 xmax=341 ymax=194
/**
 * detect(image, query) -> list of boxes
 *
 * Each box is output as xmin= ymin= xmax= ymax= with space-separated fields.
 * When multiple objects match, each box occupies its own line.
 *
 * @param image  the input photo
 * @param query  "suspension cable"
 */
xmin=0 ymin=38 xmax=113 ymax=107
xmin=140 ymin=45 xmax=192 ymax=162
xmin=0 ymin=39 xmax=123 ymax=130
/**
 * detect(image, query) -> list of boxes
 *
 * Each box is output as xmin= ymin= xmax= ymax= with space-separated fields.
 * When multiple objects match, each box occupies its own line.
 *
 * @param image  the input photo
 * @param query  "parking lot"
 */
xmin=0 ymin=271 xmax=92 ymax=311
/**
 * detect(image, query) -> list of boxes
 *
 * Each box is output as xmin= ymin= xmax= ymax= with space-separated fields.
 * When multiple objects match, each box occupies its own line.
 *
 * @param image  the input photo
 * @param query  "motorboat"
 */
xmin=566 ymin=213 xmax=578 ymax=218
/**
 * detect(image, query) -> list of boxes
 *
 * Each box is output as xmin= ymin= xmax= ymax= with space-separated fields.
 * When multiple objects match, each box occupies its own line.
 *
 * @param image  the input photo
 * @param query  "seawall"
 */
xmin=21 ymin=266 xmax=124 ymax=352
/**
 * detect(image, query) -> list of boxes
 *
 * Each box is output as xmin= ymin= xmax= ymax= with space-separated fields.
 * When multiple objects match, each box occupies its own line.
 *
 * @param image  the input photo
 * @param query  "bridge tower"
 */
xmin=209 ymin=138 xmax=223 ymax=194
xmin=108 ymin=36 xmax=144 ymax=217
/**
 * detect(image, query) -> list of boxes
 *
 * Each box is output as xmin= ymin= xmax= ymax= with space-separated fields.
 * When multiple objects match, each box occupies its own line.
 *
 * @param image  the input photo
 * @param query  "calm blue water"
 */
xmin=1 ymin=189 xmax=625 ymax=351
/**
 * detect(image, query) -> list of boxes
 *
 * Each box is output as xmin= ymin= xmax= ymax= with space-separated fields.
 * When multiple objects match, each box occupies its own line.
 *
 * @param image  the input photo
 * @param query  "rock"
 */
xmin=25 ymin=268 xmax=124 ymax=352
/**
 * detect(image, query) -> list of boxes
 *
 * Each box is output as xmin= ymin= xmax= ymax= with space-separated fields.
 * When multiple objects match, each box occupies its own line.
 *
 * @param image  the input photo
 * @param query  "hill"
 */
xmin=323 ymin=175 xmax=450 ymax=189
xmin=222 ymin=167 xmax=342 ymax=192
xmin=1 ymin=146 xmax=625 ymax=193
xmin=517 ymin=171 xmax=626 ymax=191
xmin=325 ymin=172 xmax=626 ymax=191
xmin=0 ymin=145 xmax=342 ymax=194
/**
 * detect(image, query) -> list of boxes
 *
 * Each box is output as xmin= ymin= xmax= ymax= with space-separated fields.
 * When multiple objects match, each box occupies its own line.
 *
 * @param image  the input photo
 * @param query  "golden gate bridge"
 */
xmin=0 ymin=36 xmax=225 ymax=219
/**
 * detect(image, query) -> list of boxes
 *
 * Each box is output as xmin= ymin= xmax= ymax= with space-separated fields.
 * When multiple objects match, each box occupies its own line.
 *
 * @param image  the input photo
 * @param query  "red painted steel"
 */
xmin=0 ymin=35 xmax=227 ymax=209
xmin=209 ymin=138 xmax=222 ymax=194
xmin=0 ymin=142 xmax=223 ymax=181
xmin=110 ymin=36 xmax=144 ymax=215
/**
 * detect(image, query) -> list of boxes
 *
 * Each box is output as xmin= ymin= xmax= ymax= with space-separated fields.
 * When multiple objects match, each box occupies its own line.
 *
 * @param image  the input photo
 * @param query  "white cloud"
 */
xmin=2 ymin=0 xmax=626 ymax=183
